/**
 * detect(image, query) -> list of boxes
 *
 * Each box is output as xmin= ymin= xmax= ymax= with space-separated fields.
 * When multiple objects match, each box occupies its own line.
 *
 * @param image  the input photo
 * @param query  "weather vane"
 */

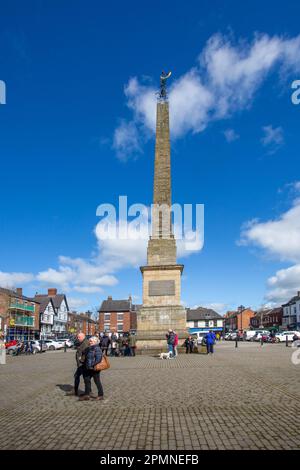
xmin=158 ymin=70 xmax=172 ymax=101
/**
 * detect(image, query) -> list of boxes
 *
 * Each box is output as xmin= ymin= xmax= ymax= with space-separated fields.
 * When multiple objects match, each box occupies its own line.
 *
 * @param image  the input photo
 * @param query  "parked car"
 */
xmin=243 ymin=330 xmax=258 ymax=341
xmin=44 ymin=339 xmax=64 ymax=350
xmin=194 ymin=331 xmax=209 ymax=345
xmin=224 ymin=333 xmax=232 ymax=340
xmin=30 ymin=340 xmax=47 ymax=353
xmin=5 ymin=339 xmax=17 ymax=349
xmin=253 ymin=331 xmax=270 ymax=341
xmin=56 ymin=338 xmax=74 ymax=348
xmin=6 ymin=344 xmax=18 ymax=355
xmin=275 ymin=331 xmax=300 ymax=343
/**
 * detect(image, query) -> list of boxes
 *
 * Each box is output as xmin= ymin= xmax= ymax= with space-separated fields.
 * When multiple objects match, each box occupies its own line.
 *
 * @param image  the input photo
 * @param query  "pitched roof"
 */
xmin=186 ymin=307 xmax=222 ymax=321
xmin=34 ymin=293 xmax=69 ymax=311
xmin=33 ymin=295 xmax=54 ymax=314
xmin=0 ymin=287 xmax=39 ymax=304
xmin=98 ymin=297 xmax=142 ymax=313
xmin=282 ymin=294 xmax=300 ymax=306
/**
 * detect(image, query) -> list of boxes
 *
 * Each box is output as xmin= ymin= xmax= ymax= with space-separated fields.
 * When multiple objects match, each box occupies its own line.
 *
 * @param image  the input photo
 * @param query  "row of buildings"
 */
xmin=1 ymin=285 xmax=299 ymax=341
xmin=0 ymin=287 xmax=97 ymax=341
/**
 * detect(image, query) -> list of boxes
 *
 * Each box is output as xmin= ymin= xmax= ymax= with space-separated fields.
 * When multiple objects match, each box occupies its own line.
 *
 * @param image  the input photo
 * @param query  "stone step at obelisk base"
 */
xmin=137 ymin=72 xmax=188 ymax=354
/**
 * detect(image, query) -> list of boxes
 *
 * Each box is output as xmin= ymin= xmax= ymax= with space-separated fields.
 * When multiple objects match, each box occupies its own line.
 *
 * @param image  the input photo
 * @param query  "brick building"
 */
xmin=68 ymin=311 xmax=97 ymax=336
xmin=0 ymin=287 xmax=40 ymax=341
xmin=250 ymin=307 xmax=283 ymax=331
xmin=224 ymin=306 xmax=255 ymax=332
xmin=98 ymin=296 xmax=140 ymax=334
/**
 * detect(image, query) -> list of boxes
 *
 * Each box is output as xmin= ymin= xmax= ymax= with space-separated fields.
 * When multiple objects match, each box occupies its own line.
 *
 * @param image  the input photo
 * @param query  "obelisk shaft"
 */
xmin=153 ymin=102 xmax=171 ymax=207
xmin=148 ymin=101 xmax=176 ymax=264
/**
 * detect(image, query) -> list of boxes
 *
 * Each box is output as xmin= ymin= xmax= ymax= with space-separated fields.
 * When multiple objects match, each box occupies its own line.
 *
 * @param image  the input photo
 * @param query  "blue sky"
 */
xmin=0 ymin=0 xmax=300 ymax=313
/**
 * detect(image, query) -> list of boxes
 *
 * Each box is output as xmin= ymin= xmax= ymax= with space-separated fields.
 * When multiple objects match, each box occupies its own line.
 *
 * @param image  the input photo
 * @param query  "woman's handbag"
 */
xmin=94 ymin=354 xmax=110 ymax=372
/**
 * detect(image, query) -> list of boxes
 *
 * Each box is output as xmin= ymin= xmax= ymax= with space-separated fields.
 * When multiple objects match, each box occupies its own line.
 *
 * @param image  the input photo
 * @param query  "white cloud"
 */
xmin=240 ymin=193 xmax=300 ymax=304
xmin=0 ymin=271 xmax=34 ymax=288
xmin=240 ymin=198 xmax=300 ymax=263
xmin=113 ymin=32 xmax=300 ymax=159
xmin=113 ymin=120 xmax=142 ymax=161
xmin=266 ymin=264 xmax=300 ymax=303
xmin=261 ymin=125 xmax=284 ymax=153
xmin=223 ymin=128 xmax=240 ymax=142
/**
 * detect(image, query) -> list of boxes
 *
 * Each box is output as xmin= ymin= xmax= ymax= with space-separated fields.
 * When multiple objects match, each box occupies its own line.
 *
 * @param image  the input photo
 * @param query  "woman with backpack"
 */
xmin=79 ymin=336 xmax=104 ymax=401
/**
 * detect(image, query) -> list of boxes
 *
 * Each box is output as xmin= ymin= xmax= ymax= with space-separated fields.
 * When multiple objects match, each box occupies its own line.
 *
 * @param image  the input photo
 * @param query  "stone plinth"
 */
xmin=136 ymin=304 xmax=187 ymax=354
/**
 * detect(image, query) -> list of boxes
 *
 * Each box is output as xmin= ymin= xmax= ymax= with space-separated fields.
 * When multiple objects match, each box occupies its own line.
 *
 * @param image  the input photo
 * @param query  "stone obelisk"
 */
xmin=137 ymin=72 xmax=187 ymax=353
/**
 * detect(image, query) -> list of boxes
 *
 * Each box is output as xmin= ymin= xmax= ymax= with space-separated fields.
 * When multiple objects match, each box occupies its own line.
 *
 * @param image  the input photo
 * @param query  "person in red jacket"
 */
xmin=173 ymin=331 xmax=179 ymax=357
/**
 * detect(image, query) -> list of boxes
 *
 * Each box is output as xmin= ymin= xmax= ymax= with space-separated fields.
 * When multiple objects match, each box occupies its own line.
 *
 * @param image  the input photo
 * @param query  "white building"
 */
xmin=35 ymin=288 xmax=69 ymax=338
xmin=38 ymin=297 xmax=55 ymax=337
xmin=282 ymin=291 xmax=300 ymax=330
xmin=186 ymin=307 xmax=224 ymax=334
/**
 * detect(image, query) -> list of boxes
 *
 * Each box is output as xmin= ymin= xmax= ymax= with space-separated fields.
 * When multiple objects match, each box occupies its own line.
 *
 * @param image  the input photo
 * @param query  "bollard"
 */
xmin=0 ymin=340 xmax=6 ymax=365
xmin=260 ymin=337 xmax=263 ymax=347
xmin=235 ymin=336 xmax=238 ymax=348
xmin=286 ymin=335 xmax=288 ymax=347
xmin=64 ymin=341 xmax=67 ymax=353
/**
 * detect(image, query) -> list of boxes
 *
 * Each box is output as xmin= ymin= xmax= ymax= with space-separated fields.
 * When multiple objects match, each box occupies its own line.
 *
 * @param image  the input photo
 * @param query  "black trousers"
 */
xmin=74 ymin=365 xmax=84 ymax=394
xmin=186 ymin=346 xmax=193 ymax=353
xmin=206 ymin=343 xmax=214 ymax=354
xmin=83 ymin=369 xmax=103 ymax=397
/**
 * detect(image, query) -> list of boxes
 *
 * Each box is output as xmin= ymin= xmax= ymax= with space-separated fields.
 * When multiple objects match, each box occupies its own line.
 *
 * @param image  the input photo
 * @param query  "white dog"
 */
xmin=159 ymin=351 xmax=172 ymax=359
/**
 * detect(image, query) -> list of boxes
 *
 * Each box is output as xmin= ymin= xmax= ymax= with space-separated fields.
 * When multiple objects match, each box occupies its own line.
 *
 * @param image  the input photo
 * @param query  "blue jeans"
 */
xmin=168 ymin=344 xmax=174 ymax=356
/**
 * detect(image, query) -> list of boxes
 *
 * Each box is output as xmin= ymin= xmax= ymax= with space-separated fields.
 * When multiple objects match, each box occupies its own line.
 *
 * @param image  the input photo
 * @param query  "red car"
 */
xmin=5 ymin=340 xmax=17 ymax=349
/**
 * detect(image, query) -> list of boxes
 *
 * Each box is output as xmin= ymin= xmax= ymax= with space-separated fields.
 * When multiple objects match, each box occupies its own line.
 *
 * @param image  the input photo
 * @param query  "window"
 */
xmin=117 ymin=323 xmax=123 ymax=332
xmin=117 ymin=312 xmax=124 ymax=321
xmin=104 ymin=322 xmax=110 ymax=331
xmin=193 ymin=321 xmax=198 ymax=328
xmin=104 ymin=313 xmax=110 ymax=321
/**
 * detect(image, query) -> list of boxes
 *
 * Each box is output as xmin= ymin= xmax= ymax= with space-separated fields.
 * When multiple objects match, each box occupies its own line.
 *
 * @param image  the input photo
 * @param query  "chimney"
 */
xmin=107 ymin=296 xmax=112 ymax=300
xmin=16 ymin=288 xmax=23 ymax=297
xmin=48 ymin=288 xmax=57 ymax=297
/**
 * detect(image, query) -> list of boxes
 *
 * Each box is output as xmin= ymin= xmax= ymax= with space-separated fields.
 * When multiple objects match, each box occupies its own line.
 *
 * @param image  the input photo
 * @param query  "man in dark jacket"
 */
xmin=100 ymin=332 xmax=110 ymax=356
xmin=79 ymin=336 xmax=104 ymax=401
xmin=66 ymin=332 xmax=89 ymax=397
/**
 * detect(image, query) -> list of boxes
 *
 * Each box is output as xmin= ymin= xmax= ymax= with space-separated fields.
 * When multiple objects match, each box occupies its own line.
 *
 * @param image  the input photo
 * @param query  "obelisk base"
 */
xmin=136 ymin=305 xmax=187 ymax=354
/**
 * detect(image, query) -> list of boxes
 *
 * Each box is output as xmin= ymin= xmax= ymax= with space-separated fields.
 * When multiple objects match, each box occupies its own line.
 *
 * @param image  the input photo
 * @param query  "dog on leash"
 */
xmin=159 ymin=351 xmax=173 ymax=359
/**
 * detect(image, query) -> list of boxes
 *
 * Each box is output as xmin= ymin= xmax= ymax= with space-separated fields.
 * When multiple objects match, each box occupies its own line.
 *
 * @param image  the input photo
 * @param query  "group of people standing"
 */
xmin=99 ymin=331 xmax=137 ymax=357
xmin=169 ymin=331 xmax=217 ymax=356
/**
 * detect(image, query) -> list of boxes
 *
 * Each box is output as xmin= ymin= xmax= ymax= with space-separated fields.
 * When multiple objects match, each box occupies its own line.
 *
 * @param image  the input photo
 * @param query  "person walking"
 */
xmin=110 ymin=332 xmax=118 ymax=357
xmin=79 ymin=336 xmax=104 ymax=401
xmin=66 ymin=332 xmax=89 ymax=397
xmin=184 ymin=335 xmax=194 ymax=354
xmin=166 ymin=330 xmax=175 ymax=357
xmin=100 ymin=332 xmax=110 ymax=356
xmin=128 ymin=332 xmax=137 ymax=356
xmin=205 ymin=331 xmax=216 ymax=355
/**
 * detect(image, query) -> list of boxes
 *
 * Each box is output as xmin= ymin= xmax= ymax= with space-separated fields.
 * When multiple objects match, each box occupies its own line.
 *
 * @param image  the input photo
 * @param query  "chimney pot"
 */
xmin=108 ymin=296 xmax=112 ymax=300
xmin=16 ymin=288 xmax=23 ymax=297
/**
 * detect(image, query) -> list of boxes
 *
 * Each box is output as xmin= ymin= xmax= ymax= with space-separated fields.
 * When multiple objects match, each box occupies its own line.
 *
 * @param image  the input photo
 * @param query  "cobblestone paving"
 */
xmin=0 ymin=342 xmax=300 ymax=450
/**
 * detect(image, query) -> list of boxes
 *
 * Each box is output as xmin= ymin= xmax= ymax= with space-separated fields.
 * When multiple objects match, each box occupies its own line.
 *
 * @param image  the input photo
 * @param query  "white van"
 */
xmin=195 ymin=331 xmax=209 ymax=345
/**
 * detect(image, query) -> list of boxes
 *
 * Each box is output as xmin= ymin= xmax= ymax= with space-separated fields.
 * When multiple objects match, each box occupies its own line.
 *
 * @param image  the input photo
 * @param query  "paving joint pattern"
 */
xmin=0 ymin=343 xmax=299 ymax=450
